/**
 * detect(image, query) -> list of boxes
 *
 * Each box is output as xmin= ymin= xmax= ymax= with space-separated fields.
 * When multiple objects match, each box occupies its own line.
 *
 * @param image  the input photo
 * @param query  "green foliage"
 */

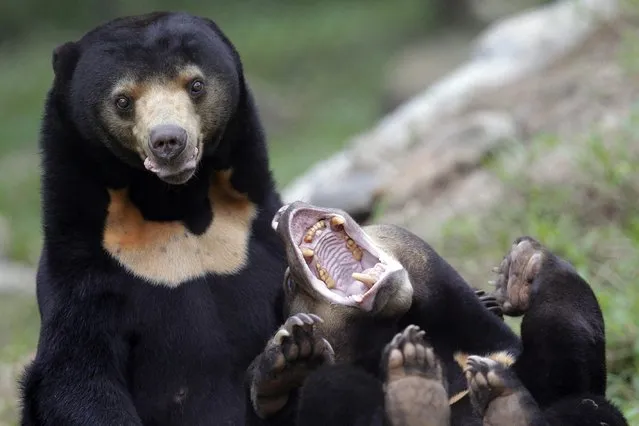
xmin=431 ymin=108 xmax=639 ymax=422
xmin=0 ymin=39 xmax=60 ymax=263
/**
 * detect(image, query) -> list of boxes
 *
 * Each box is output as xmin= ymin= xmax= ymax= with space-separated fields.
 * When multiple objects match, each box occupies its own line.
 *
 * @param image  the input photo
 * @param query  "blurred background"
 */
xmin=0 ymin=0 xmax=638 ymax=424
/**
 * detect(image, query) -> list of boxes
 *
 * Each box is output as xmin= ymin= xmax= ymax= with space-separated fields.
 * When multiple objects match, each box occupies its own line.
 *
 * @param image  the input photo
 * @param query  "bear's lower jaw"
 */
xmin=144 ymin=146 xmax=200 ymax=185
xmin=156 ymin=168 xmax=197 ymax=185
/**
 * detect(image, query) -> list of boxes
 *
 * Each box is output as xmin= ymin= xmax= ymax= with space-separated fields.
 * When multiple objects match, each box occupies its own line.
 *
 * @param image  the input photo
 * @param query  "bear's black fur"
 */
xmin=248 ymin=215 xmax=525 ymax=426
xmin=498 ymin=236 xmax=627 ymax=425
xmin=20 ymin=12 xmax=292 ymax=426
xmin=290 ymin=236 xmax=628 ymax=425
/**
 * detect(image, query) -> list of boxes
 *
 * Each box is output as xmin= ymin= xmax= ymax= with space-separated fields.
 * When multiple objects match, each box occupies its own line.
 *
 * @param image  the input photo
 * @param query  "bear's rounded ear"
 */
xmin=52 ymin=42 xmax=80 ymax=81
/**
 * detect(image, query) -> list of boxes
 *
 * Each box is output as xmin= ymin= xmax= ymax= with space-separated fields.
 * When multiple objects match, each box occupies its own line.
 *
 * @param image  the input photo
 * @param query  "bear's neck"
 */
xmin=124 ymin=165 xmax=217 ymax=234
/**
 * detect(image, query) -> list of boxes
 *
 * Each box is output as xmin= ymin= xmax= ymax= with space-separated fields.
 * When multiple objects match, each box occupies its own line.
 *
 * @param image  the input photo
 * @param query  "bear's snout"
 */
xmin=149 ymin=124 xmax=188 ymax=163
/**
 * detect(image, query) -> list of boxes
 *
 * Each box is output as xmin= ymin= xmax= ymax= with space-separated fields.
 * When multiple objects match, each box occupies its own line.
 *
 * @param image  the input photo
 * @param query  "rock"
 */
xmin=460 ymin=24 xmax=631 ymax=140
xmin=0 ymin=260 xmax=36 ymax=294
xmin=304 ymin=168 xmax=384 ymax=223
xmin=470 ymin=0 xmax=619 ymax=76
xmin=380 ymin=169 xmax=505 ymax=239
xmin=382 ymin=0 xmax=558 ymax=112
xmin=281 ymin=0 xmax=620 ymax=218
xmin=379 ymin=110 xmax=520 ymax=210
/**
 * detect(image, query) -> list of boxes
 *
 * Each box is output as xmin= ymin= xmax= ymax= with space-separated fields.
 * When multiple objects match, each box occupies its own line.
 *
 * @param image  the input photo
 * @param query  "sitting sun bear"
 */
xmin=20 ymin=11 xmax=292 ymax=426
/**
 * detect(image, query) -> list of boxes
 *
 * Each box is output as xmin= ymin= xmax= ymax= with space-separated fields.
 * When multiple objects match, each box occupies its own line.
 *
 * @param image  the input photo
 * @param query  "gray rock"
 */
xmin=380 ymin=169 xmax=505 ymax=240
xmin=470 ymin=0 xmax=619 ymax=73
xmin=281 ymin=0 xmax=620 ymax=217
xmin=0 ymin=260 xmax=36 ymax=294
xmin=379 ymin=110 xmax=520 ymax=210
xmin=305 ymin=169 xmax=384 ymax=219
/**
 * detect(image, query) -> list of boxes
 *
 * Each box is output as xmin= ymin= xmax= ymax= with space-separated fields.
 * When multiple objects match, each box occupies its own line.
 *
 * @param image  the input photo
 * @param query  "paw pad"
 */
xmin=383 ymin=325 xmax=443 ymax=385
xmin=463 ymin=354 xmax=519 ymax=416
xmin=250 ymin=313 xmax=334 ymax=418
xmin=491 ymin=236 xmax=544 ymax=316
xmin=270 ymin=313 xmax=334 ymax=368
xmin=383 ymin=325 xmax=450 ymax=426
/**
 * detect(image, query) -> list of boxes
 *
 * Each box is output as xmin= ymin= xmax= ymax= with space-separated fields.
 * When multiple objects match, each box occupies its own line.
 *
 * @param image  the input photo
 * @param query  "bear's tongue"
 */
xmin=299 ymin=218 xmax=385 ymax=299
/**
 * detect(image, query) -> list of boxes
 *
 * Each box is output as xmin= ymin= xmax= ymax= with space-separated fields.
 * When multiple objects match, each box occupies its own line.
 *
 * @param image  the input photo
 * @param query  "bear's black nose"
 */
xmin=149 ymin=124 xmax=188 ymax=162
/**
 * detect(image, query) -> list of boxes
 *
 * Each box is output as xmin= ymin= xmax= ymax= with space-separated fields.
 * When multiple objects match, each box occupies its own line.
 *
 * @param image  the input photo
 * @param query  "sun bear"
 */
xmin=246 ymin=203 xmax=628 ymax=426
xmin=457 ymin=236 xmax=628 ymax=426
xmin=19 ymin=11 xmax=291 ymax=426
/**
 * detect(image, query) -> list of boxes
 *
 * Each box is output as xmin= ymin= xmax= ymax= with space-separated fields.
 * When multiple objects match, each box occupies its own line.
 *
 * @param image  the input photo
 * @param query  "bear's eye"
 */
xmin=287 ymin=276 xmax=295 ymax=292
xmin=189 ymin=79 xmax=205 ymax=97
xmin=283 ymin=270 xmax=295 ymax=293
xmin=115 ymin=96 xmax=132 ymax=111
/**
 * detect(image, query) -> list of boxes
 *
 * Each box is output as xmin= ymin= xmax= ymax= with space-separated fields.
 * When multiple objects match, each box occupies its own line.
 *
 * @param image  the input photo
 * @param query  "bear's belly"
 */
xmin=126 ymin=277 xmax=281 ymax=425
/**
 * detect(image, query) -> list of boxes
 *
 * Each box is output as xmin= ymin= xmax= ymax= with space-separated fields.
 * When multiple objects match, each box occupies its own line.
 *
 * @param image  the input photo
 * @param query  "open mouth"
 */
xmin=143 ymin=146 xmax=200 ymax=185
xmin=273 ymin=203 xmax=404 ymax=311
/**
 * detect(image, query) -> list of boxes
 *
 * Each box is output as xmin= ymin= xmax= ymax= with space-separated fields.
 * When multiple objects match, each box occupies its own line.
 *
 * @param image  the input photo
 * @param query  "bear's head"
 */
xmin=51 ymin=12 xmax=244 ymax=185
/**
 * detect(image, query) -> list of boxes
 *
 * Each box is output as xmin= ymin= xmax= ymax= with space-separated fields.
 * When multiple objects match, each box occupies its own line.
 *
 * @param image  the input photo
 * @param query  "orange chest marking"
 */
xmin=102 ymin=170 xmax=257 ymax=287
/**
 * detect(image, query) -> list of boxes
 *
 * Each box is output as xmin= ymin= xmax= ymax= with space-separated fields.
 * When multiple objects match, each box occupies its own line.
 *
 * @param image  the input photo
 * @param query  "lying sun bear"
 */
xmin=248 ymin=202 xmax=628 ymax=426
xmin=249 ymin=201 xmax=519 ymax=425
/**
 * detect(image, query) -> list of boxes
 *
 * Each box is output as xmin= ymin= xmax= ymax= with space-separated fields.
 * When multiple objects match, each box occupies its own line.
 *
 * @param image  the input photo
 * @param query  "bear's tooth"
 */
xmin=352 ymin=273 xmax=376 ymax=288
